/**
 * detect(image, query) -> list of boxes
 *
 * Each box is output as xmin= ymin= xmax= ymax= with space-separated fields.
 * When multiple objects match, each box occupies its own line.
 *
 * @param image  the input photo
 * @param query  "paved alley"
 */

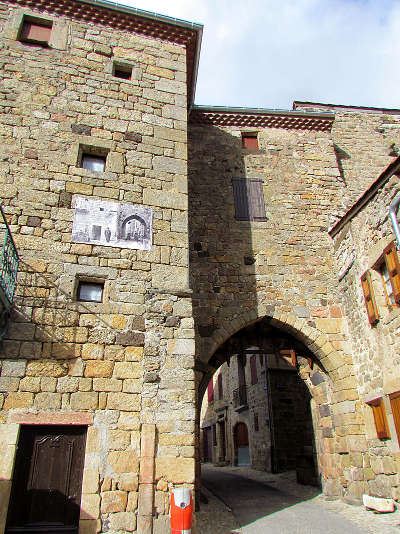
xmin=198 ymin=465 xmax=400 ymax=534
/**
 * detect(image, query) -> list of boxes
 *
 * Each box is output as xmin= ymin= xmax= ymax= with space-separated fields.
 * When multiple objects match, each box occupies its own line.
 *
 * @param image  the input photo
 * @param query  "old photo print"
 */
xmin=72 ymin=197 xmax=153 ymax=250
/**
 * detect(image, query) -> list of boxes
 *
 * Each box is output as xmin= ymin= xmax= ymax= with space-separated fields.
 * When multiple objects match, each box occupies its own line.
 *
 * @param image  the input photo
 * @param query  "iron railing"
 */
xmin=0 ymin=206 xmax=19 ymax=304
xmin=233 ymin=385 xmax=248 ymax=409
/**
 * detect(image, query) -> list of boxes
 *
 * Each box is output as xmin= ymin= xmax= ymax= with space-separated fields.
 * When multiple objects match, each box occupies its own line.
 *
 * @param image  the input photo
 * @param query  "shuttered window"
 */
xmin=361 ymin=271 xmax=379 ymax=325
xmin=20 ymin=18 xmax=52 ymax=46
xmin=383 ymin=242 xmax=400 ymax=305
xmin=368 ymin=398 xmax=390 ymax=440
xmin=242 ymin=134 xmax=258 ymax=150
xmin=217 ymin=373 xmax=223 ymax=399
xmin=232 ymin=178 xmax=267 ymax=221
xmin=207 ymin=379 xmax=214 ymax=403
xmin=389 ymin=391 xmax=400 ymax=445
xmin=250 ymin=355 xmax=258 ymax=385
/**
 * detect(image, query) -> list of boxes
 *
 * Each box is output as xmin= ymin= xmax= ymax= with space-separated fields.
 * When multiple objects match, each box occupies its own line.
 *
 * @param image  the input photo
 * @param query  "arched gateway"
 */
xmin=196 ymin=312 xmax=365 ymax=502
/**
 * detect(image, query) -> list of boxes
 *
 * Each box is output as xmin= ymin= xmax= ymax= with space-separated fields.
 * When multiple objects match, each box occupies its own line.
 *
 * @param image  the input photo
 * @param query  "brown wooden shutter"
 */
xmin=368 ymin=398 xmax=390 ymax=440
xmin=20 ymin=20 xmax=52 ymax=45
xmin=242 ymin=135 xmax=258 ymax=150
xmin=389 ymin=391 xmax=400 ymax=445
xmin=383 ymin=242 xmax=400 ymax=304
xmin=217 ymin=373 xmax=223 ymax=399
xmin=250 ymin=354 xmax=258 ymax=385
xmin=248 ymin=179 xmax=267 ymax=221
xmin=361 ymin=271 xmax=379 ymax=325
xmin=207 ymin=379 xmax=214 ymax=402
xmin=232 ymin=178 xmax=250 ymax=220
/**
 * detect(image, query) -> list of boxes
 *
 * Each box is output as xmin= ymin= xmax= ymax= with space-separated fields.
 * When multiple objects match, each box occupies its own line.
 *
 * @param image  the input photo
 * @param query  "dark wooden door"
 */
xmin=6 ymin=425 xmax=87 ymax=534
xmin=236 ymin=422 xmax=249 ymax=447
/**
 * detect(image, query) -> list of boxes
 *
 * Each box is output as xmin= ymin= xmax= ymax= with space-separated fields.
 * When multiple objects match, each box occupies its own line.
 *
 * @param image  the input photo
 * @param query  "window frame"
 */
xmin=77 ymin=281 xmax=104 ymax=303
xmin=18 ymin=15 xmax=52 ymax=47
xmin=81 ymin=153 xmax=107 ymax=173
xmin=242 ymin=132 xmax=259 ymax=150
xmin=112 ymin=62 xmax=133 ymax=80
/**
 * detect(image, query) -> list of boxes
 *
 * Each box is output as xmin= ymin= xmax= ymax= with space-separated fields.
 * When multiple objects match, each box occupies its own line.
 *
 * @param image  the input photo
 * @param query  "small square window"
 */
xmin=242 ymin=133 xmax=258 ymax=150
xmin=77 ymin=281 xmax=104 ymax=303
xmin=19 ymin=17 xmax=52 ymax=46
xmin=113 ymin=63 xmax=132 ymax=80
xmin=81 ymin=153 xmax=106 ymax=172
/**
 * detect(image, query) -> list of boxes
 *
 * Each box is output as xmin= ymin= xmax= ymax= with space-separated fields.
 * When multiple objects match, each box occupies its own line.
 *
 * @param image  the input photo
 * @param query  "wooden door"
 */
xmin=235 ymin=422 xmax=250 ymax=466
xmin=236 ymin=422 xmax=249 ymax=447
xmin=6 ymin=425 xmax=87 ymax=534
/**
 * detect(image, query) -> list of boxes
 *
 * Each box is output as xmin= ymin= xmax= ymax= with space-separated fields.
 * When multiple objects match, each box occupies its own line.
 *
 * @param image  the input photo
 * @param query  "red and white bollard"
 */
xmin=170 ymin=487 xmax=193 ymax=534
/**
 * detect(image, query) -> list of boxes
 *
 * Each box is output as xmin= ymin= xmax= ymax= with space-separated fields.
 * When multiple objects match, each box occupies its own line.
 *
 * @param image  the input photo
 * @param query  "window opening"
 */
xmin=81 ymin=153 xmax=106 ymax=172
xmin=242 ymin=133 xmax=258 ymax=150
xmin=113 ymin=63 xmax=133 ymax=80
xmin=77 ymin=281 xmax=104 ymax=303
xmin=250 ymin=354 xmax=258 ymax=385
xmin=19 ymin=17 xmax=52 ymax=46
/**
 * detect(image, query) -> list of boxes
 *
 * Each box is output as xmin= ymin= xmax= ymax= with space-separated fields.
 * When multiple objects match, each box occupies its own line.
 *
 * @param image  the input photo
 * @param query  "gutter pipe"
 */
xmin=390 ymin=194 xmax=400 ymax=250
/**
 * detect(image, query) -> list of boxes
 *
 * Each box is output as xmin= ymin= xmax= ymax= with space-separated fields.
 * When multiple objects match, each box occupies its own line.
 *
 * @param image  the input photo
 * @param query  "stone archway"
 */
xmin=196 ymin=311 xmax=366 ymax=502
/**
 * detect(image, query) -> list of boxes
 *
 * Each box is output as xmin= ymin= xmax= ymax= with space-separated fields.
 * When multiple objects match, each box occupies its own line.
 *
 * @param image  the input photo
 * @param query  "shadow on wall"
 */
xmin=188 ymin=125 xmax=259 ymax=368
xmin=1 ymin=258 xmax=144 ymax=375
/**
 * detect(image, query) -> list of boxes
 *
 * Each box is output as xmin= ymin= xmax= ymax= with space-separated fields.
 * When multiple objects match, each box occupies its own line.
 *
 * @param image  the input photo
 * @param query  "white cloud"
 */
xmin=112 ymin=0 xmax=400 ymax=109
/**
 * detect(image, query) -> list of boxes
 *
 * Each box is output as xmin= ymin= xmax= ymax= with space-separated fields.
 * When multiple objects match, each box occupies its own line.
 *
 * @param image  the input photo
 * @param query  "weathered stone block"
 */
xmin=108 ymin=450 xmax=139 ymax=473
xmin=70 ymin=392 xmax=98 ymax=410
xmin=84 ymin=361 xmax=114 ymax=378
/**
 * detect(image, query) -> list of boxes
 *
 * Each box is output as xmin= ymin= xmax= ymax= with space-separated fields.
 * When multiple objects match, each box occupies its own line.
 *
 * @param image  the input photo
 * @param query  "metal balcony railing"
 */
xmin=233 ymin=385 xmax=248 ymax=410
xmin=0 ymin=205 xmax=19 ymax=305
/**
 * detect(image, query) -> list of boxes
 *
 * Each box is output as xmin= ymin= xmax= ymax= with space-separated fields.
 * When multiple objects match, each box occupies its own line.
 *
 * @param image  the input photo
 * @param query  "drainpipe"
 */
xmin=389 ymin=194 xmax=400 ymax=250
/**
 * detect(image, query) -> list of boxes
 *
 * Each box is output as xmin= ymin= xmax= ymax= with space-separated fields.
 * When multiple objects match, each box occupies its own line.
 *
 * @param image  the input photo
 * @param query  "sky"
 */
xmin=111 ymin=0 xmax=400 ymax=110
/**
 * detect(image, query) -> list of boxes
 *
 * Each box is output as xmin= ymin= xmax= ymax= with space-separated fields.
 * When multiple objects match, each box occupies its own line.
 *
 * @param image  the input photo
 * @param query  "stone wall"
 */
xmin=187 ymin=117 xmax=393 ymax=502
xmin=332 ymin=171 xmax=400 ymax=501
xmin=0 ymin=2 xmax=194 ymax=533
xmin=294 ymin=103 xmax=400 ymax=213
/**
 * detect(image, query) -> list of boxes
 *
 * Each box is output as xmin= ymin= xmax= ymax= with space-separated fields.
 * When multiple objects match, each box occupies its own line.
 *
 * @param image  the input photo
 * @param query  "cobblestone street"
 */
xmin=196 ymin=465 xmax=400 ymax=534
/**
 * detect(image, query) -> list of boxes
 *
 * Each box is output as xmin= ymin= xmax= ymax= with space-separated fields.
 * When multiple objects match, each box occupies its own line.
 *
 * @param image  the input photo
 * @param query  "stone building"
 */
xmin=200 ymin=326 xmax=318 ymax=484
xmin=0 ymin=0 xmax=400 ymax=533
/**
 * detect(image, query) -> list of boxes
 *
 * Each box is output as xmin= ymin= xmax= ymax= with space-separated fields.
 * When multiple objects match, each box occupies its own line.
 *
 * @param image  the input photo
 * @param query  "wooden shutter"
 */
xmin=20 ymin=20 xmax=52 ymax=45
xmin=207 ymin=379 xmax=214 ymax=402
xmin=383 ymin=242 xmax=400 ymax=304
xmin=217 ymin=373 xmax=223 ymax=399
xmin=242 ymin=135 xmax=258 ymax=150
xmin=232 ymin=178 xmax=250 ymax=220
xmin=368 ymin=398 xmax=390 ymax=440
xmin=361 ymin=271 xmax=379 ymax=325
xmin=250 ymin=354 xmax=258 ymax=385
xmin=249 ymin=179 xmax=267 ymax=221
xmin=389 ymin=391 xmax=400 ymax=445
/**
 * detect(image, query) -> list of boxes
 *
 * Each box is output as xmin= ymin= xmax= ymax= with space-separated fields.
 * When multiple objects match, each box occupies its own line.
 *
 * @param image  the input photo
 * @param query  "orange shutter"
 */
xmin=383 ymin=242 xmax=400 ymax=304
xmin=361 ymin=271 xmax=379 ymax=325
xmin=368 ymin=399 xmax=390 ymax=440
xmin=389 ymin=392 xmax=400 ymax=445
